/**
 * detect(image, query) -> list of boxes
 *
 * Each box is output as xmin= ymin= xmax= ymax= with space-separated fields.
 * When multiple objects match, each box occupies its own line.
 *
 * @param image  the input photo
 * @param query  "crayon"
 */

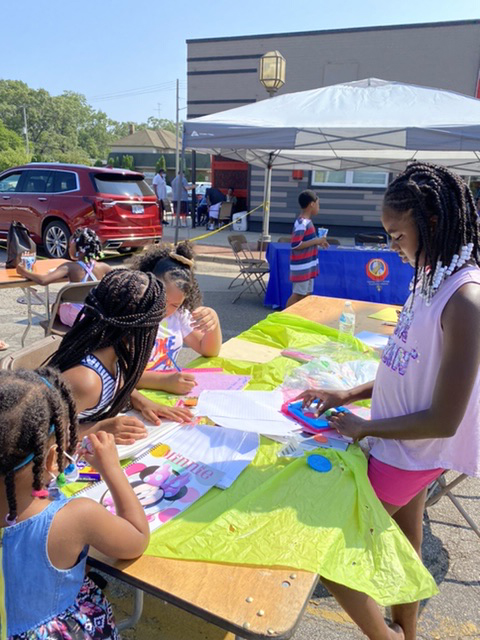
xmin=79 ymin=472 xmax=101 ymax=482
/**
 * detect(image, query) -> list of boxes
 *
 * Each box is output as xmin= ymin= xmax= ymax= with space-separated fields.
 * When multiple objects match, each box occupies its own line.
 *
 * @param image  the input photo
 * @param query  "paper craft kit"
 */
xmin=78 ymin=444 xmax=223 ymax=532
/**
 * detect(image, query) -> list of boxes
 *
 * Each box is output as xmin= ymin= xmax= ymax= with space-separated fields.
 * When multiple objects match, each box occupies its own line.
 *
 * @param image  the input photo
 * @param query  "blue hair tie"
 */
xmin=39 ymin=375 xmax=53 ymax=389
xmin=11 ymin=424 xmax=55 ymax=473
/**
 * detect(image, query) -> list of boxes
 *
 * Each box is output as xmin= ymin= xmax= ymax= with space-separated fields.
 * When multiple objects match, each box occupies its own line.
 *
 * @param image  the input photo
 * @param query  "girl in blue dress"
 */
xmin=0 ymin=367 xmax=150 ymax=639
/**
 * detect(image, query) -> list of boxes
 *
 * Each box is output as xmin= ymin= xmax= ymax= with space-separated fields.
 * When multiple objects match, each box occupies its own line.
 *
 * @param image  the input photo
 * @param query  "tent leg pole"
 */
xmin=191 ymin=150 xmax=197 ymax=228
xmin=261 ymin=161 xmax=273 ymax=247
xmin=174 ymin=140 xmax=186 ymax=245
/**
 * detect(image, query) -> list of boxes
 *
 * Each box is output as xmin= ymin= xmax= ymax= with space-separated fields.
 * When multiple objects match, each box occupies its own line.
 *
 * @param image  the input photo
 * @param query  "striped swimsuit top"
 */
xmin=77 ymin=354 xmax=121 ymax=423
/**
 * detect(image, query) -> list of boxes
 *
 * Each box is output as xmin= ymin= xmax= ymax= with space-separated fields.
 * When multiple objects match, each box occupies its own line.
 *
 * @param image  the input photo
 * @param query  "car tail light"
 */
xmin=83 ymin=197 xmax=114 ymax=221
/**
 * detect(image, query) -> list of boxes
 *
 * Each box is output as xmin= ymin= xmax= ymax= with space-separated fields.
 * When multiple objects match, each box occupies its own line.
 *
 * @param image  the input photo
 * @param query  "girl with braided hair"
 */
xmin=0 ymin=367 xmax=150 ymax=639
xmin=50 ymin=269 xmax=192 ymax=445
xmin=17 ymin=227 xmax=111 ymax=326
xmin=298 ymin=163 xmax=480 ymax=640
xmin=129 ymin=241 xmax=222 ymax=395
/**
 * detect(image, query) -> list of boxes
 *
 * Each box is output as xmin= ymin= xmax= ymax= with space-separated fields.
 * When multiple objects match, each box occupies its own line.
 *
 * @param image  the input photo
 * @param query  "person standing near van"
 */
xmin=152 ymin=169 xmax=168 ymax=225
xmin=171 ymin=173 xmax=195 ymax=227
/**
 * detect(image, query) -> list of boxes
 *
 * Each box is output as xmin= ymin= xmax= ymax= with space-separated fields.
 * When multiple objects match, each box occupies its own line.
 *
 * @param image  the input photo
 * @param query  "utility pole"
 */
xmin=175 ymin=79 xmax=180 ymax=175
xmin=174 ymin=79 xmax=181 ymax=244
xmin=21 ymin=106 xmax=30 ymax=156
xmin=155 ymin=103 xmax=162 ymax=118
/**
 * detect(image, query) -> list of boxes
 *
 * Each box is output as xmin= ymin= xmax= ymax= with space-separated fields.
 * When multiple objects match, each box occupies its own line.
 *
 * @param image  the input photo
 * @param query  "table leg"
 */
xmin=117 ymin=587 xmax=144 ymax=631
xmin=21 ymin=287 xmax=32 ymax=348
xmin=45 ymin=284 xmax=51 ymax=320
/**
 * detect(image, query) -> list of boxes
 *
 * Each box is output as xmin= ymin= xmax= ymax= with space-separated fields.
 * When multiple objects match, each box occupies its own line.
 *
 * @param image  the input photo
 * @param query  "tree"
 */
xmin=155 ymin=156 xmax=166 ymax=173
xmin=0 ymin=79 xmax=179 ymax=164
xmin=146 ymin=117 xmax=179 ymax=135
xmin=0 ymin=120 xmax=29 ymax=170
xmin=121 ymin=155 xmax=135 ymax=170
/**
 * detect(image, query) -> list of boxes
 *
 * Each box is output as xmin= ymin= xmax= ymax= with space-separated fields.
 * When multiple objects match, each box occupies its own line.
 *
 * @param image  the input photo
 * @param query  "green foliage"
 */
xmin=155 ymin=155 xmax=167 ymax=172
xmin=94 ymin=159 xmax=104 ymax=167
xmin=0 ymin=147 xmax=29 ymax=171
xmin=121 ymin=154 xmax=135 ymax=170
xmin=0 ymin=119 xmax=29 ymax=170
xmin=146 ymin=117 xmax=180 ymax=135
xmin=0 ymin=80 xmax=179 ymax=166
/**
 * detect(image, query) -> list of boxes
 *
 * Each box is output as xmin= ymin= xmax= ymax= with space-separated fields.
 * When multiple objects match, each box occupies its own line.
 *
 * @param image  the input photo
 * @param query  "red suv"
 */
xmin=0 ymin=163 xmax=162 ymax=258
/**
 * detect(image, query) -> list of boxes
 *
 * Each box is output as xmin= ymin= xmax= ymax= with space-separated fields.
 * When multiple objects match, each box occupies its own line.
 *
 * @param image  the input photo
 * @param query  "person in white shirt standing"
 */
xmin=152 ymin=169 xmax=168 ymax=226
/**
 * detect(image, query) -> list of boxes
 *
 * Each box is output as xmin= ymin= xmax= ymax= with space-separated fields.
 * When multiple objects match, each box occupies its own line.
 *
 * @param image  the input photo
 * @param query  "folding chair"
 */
xmin=39 ymin=281 xmax=97 ymax=337
xmin=228 ymin=238 xmax=269 ymax=303
xmin=218 ymin=201 xmax=233 ymax=227
xmin=0 ymin=335 xmax=62 ymax=370
xmin=227 ymin=234 xmax=268 ymax=290
xmin=426 ymin=472 xmax=479 ymax=539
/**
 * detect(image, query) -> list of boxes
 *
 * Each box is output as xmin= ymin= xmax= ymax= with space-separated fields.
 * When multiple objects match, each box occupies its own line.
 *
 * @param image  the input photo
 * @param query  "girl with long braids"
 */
xmin=0 ymin=367 xmax=150 ymax=639
xmin=17 ymin=227 xmax=111 ymax=326
xmin=298 ymin=163 xmax=480 ymax=640
xmin=49 ymin=269 xmax=192 ymax=445
xmin=129 ymin=241 xmax=222 ymax=395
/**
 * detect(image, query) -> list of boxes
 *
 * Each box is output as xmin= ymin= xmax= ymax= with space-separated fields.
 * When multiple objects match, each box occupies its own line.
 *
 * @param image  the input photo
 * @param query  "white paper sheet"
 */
xmin=159 ymin=424 xmax=259 ymax=489
xmin=116 ymin=412 xmax=183 ymax=460
xmin=355 ymin=331 xmax=389 ymax=350
xmin=196 ymin=390 xmax=298 ymax=436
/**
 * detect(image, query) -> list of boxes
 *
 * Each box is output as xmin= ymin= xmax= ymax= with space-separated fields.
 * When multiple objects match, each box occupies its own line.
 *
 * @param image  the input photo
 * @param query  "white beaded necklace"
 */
xmin=409 ymin=243 xmax=474 ymax=305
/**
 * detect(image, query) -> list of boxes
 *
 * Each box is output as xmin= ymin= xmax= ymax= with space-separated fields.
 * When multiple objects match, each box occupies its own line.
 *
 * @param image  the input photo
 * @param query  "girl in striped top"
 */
xmin=48 ymin=269 xmax=193 ymax=446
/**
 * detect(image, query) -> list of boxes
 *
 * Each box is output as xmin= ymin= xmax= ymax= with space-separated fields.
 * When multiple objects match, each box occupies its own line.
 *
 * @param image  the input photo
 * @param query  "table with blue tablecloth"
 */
xmin=265 ymin=243 xmax=413 ymax=308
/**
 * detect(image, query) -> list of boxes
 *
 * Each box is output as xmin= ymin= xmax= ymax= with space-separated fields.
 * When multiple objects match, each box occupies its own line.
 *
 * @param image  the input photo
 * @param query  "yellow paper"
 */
xmin=218 ymin=337 xmax=282 ymax=363
xmin=368 ymin=307 xmax=400 ymax=322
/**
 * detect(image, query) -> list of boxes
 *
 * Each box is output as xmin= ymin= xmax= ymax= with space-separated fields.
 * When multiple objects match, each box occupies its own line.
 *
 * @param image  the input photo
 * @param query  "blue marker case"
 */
xmin=282 ymin=401 xmax=350 ymax=434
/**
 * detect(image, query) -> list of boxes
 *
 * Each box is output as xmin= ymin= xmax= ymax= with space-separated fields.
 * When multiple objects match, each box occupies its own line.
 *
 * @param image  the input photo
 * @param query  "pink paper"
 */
xmin=186 ymin=371 xmax=250 ymax=397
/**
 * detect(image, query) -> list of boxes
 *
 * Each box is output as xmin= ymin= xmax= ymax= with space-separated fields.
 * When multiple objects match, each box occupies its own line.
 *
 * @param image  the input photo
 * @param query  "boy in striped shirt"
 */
xmin=286 ymin=190 xmax=329 ymax=307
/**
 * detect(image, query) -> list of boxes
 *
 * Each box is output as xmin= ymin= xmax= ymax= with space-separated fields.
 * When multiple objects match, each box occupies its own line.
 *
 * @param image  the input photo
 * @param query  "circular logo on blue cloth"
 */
xmin=366 ymin=258 xmax=389 ymax=282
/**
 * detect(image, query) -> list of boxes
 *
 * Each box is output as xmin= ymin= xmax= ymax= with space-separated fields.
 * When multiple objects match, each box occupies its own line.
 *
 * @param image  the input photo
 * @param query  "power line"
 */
xmin=90 ymin=80 xmax=186 ymax=102
xmin=91 ymin=80 xmax=177 ymax=99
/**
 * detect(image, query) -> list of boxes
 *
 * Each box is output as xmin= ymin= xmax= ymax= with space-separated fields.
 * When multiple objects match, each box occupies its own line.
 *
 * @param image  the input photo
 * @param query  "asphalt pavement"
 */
xmin=0 ymin=245 xmax=479 ymax=640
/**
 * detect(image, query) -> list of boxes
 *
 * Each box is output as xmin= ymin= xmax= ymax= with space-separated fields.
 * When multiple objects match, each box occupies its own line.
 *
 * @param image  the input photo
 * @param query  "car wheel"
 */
xmin=43 ymin=220 xmax=71 ymax=259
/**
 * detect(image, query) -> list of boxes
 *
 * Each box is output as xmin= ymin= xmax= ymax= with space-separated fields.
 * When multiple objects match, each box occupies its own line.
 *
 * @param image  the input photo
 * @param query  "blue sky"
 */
xmin=1 ymin=0 xmax=478 ymax=124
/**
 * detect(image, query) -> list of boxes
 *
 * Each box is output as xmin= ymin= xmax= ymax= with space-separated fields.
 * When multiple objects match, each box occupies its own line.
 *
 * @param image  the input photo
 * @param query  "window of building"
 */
xmin=311 ymin=170 xmax=389 ymax=188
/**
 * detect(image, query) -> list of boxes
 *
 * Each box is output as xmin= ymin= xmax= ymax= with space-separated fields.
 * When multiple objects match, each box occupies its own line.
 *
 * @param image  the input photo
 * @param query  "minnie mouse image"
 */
xmin=100 ymin=463 xmax=199 ymax=528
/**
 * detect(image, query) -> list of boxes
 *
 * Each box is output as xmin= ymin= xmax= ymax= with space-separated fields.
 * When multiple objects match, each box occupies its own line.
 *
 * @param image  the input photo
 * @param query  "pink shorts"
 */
xmin=58 ymin=302 xmax=83 ymax=327
xmin=368 ymin=456 xmax=444 ymax=507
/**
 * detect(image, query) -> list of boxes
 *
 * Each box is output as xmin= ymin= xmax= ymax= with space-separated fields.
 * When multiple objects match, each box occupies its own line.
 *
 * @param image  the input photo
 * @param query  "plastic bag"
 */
xmin=281 ymin=353 xmax=379 ymax=392
xmin=6 ymin=221 xmax=36 ymax=268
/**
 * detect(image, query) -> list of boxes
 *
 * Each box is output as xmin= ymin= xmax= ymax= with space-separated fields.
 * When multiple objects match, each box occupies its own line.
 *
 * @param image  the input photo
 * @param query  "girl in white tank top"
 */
xmin=297 ymin=163 xmax=480 ymax=640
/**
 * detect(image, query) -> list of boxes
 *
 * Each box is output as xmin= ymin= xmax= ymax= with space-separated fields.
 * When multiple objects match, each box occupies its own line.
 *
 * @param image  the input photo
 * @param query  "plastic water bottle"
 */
xmin=339 ymin=301 xmax=355 ymax=336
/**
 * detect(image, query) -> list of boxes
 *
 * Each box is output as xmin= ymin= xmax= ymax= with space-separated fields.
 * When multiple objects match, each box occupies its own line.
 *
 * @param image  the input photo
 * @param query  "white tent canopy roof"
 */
xmin=184 ymin=78 xmax=480 ymax=174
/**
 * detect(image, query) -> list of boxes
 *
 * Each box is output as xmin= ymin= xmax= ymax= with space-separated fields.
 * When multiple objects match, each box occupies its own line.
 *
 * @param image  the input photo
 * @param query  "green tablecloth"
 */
xmin=138 ymin=312 xmax=438 ymax=606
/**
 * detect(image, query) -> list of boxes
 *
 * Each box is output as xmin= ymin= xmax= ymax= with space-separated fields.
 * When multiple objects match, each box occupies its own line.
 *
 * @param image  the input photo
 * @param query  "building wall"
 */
xmin=187 ymin=21 xmax=480 ymax=117
xmin=187 ymin=20 xmax=480 ymax=232
xmin=249 ymin=166 xmax=385 ymax=234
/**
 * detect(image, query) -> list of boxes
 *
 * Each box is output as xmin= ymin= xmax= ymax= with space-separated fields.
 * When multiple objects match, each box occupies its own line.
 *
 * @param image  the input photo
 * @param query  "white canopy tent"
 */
xmin=183 ymin=78 xmax=480 ymax=239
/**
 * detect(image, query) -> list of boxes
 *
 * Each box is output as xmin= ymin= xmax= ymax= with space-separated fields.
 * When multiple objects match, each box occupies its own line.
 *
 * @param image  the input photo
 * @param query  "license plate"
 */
xmin=132 ymin=204 xmax=144 ymax=214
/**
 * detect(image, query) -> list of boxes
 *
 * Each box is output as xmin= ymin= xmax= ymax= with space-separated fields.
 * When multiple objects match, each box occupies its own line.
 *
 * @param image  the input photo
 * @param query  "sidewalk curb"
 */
xmin=195 ymin=253 xmax=237 ymax=265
